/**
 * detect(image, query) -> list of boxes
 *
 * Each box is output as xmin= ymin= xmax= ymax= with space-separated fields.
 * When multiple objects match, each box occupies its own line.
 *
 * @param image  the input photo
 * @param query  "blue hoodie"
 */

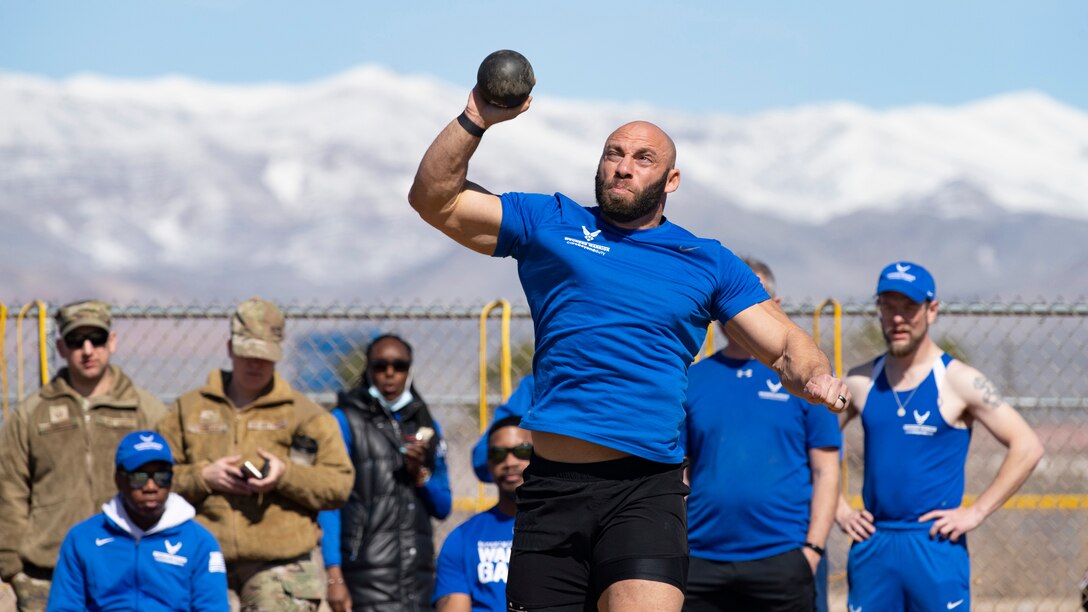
xmin=48 ymin=492 xmax=228 ymax=611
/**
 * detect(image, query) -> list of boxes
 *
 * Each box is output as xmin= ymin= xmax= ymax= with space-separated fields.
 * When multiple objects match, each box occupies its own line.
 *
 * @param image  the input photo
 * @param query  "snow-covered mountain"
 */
xmin=1 ymin=66 xmax=1086 ymax=303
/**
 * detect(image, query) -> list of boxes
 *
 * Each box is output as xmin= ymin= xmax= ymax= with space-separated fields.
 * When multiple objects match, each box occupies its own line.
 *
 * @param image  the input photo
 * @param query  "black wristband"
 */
xmin=456 ymin=112 xmax=486 ymax=138
xmin=804 ymin=542 xmax=825 ymax=557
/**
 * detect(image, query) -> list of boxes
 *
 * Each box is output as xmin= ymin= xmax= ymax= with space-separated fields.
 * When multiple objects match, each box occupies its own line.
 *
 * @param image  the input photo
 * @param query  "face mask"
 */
xmin=368 ymin=384 xmax=413 ymax=413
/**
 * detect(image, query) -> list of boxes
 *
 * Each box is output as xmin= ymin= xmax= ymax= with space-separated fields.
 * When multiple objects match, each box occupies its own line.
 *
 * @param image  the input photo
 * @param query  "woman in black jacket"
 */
xmin=321 ymin=334 xmax=452 ymax=612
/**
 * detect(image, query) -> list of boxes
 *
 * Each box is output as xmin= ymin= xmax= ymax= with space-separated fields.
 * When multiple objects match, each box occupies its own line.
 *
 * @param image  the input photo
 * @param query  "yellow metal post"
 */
xmin=1 ymin=303 xmax=7 ymax=418
xmin=477 ymin=299 xmax=512 ymax=511
xmin=17 ymin=301 xmax=50 ymax=401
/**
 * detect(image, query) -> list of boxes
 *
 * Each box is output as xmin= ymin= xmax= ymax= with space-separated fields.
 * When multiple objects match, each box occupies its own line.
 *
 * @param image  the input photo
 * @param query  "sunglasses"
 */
xmin=487 ymin=443 xmax=533 ymax=463
xmin=370 ymin=359 xmax=411 ymax=373
xmin=63 ymin=330 xmax=109 ymax=350
xmin=122 ymin=470 xmax=173 ymax=489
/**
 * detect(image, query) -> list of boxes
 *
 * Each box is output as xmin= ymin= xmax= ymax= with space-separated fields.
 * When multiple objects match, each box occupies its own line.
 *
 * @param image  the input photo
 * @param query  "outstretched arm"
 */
xmin=408 ymin=88 xmax=531 ymax=254
xmin=919 ymin=364 xmax=1044 ymax=541
xmin=724 ymin=300 xmax=851 ymax=412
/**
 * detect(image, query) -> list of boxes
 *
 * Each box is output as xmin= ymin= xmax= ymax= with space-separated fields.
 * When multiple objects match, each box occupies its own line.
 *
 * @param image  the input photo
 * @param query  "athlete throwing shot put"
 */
xmin=408 ymin=66 xmax=850 ymax=612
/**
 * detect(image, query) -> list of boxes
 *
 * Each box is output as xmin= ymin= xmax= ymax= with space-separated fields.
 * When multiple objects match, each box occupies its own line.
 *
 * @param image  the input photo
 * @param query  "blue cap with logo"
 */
xmin=876 ymin=261 xmax=936 ymax=304
xmin=115 ymin=430 xmax=175 ymax=472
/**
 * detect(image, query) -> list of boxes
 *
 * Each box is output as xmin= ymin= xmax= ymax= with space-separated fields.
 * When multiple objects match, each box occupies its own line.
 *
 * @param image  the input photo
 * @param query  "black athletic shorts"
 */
xmin=506 ymin=453 xmax=690 ymax=611
xmin=684 ymin=550 xmax=816 ymax=612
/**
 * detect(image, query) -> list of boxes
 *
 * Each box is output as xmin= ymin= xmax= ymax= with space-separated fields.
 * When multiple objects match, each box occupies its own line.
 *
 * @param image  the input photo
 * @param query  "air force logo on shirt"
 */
xmin=757 ymin=380 xmax=790 ymax=402
xmin=564 ymin=226 xmax=611 ymax=255
xmin=153 ymin=540 xmax=188 ymax=567
xmin=476 ymin=539 xmax=512 ymax=584
xmin=903 ymin=408 xmax=938 ymax=436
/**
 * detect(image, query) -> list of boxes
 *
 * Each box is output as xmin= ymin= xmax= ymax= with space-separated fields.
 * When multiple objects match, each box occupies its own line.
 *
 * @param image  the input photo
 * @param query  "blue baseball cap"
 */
xmin=115 ymin=431 xmax=174 ymax=472
xmin=876 ymin=261 xmax=936 ymax=303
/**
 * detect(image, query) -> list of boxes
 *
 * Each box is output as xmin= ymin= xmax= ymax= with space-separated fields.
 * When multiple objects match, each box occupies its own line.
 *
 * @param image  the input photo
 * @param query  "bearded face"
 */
xmin=594 ymin=168 xmax=670 ymax=224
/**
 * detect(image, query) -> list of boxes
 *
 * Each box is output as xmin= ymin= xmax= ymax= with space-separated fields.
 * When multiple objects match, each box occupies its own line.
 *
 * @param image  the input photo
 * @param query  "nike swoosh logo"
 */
xmin=95 ymin=537 xmax=114 ymax=546
xmin=947 ymin=600 xmax=964 ymax=609
xmin=678 ymin=246 xmax=701 ymax=253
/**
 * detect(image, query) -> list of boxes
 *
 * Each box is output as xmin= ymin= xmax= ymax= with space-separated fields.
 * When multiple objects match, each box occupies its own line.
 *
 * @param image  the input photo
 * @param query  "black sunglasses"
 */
xmin=487 ymin=443 xmax=533 ymax=463
xmin=370 ymin=359 xmax=411 ymax=373
xmin=122 ymin=470 xmax=173 ymax=489
xmin=63 ymin=330 xmax=109 ymax=350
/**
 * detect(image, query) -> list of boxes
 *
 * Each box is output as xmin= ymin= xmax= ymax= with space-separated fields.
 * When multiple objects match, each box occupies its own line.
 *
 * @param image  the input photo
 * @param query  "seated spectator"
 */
xmin=471 ymin=374 xmax=534 ymax=483
xmin=434 ymin=416 xmax=530 ymax=612
xmin=320 ymin=333 xmax=452 ymax=612
xmin=47 ymin=431 xmax=228 ymax=611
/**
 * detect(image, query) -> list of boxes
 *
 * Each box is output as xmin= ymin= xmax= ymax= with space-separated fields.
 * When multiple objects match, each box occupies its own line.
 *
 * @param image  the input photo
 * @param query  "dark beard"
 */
xmin=594 ymin=170 xmax=669 ymax=224
xmin=883 ymin=318 xmax=928 ymax=357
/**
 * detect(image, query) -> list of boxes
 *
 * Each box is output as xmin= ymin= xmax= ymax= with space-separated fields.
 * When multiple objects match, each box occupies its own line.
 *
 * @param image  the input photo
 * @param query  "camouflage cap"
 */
xmin=230 ymin=297 xmax=285 ymax=362
xmin=56 ymin=300 xmax=112 ymax=337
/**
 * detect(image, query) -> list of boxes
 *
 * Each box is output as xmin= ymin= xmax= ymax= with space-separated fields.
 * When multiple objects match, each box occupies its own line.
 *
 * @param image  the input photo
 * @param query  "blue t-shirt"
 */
xmin=862 ymin=353 xmax=970 ymax=527
xmin=432 ymin=506 xmax=514 ymax=612
xmin=682 ymin=354 xmax=842 ymax=561
xmin=494 ymin=192 xmax=768 ymax=463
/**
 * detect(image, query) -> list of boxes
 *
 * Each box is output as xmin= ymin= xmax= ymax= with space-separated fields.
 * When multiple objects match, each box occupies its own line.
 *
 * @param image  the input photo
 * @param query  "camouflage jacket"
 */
xmin=157 ymin=370 xmax=353 ymax=563
xmin=0 ymin=366 xmax=166 ymax=579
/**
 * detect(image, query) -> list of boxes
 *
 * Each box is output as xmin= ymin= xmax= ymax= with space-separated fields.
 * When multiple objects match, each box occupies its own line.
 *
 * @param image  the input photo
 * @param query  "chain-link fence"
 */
xmin=2 ymin=300 xmax=1086 ymax=610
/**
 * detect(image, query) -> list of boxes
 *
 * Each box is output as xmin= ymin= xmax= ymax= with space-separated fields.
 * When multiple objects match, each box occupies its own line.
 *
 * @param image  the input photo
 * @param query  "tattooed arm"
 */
xmin=919 ymin=361 xmax=1044 ymax=541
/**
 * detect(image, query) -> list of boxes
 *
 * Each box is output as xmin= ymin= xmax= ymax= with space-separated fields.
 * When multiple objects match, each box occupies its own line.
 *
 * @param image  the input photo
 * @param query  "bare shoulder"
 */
xmin=843 ymin=360 xmax=875 ymax=414
xmin=945 ymin=359 xmax=1008 ymax=412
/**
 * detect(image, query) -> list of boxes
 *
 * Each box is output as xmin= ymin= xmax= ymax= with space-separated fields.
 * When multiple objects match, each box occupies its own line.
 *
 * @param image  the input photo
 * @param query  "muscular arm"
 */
xmin=407 ymin=89 xmax=530 ymax=254
xmin=724 ymin=300 xmax=850 ymax=411
xmin=920 ymin=364 xmax=1044 ymax=540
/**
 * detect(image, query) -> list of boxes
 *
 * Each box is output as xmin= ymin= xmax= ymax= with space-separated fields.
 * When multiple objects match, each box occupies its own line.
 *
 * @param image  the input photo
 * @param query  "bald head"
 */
xmin=605 ymin=121 xmax=677 ymax=169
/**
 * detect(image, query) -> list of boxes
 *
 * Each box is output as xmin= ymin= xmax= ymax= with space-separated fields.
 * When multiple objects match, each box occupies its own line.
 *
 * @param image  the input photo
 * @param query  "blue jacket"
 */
xmin=48 ymin=493 xmax=228 ymax=611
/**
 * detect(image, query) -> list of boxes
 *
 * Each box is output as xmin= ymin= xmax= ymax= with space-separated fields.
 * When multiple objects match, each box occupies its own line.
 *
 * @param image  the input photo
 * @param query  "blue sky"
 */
xmin=1 ymin=0 xmax=1085 ymax=114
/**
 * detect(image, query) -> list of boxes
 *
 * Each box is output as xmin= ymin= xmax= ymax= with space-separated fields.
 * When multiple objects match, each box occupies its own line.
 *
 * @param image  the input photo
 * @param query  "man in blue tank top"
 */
xmin=836 ymin=262 xmax=1044 ymax=612
xmin=408 ymin=85 xmax=851 ymax=612
xmin=682 ymin=258 xmax=841 ymax=612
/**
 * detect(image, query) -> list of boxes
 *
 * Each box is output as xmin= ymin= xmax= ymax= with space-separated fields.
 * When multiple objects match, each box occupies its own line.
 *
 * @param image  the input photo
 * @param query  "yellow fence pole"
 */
xmin=17 ymin=301 xmax=50 ymax=402
xmin=693 ymin=323 xmax=715 ymax=363
xmin=814 ymin=298 xmax=847 ymax=582
xmin=1 ymin=303 xmax=7 ymax=419
xmin=477 ymin=299 xmax=512 ymax=511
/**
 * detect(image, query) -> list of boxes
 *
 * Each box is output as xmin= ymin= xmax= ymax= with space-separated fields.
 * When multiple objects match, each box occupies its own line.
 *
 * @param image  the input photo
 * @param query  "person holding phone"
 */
xmin=319 ymin=333 xmax=452 ymax=612
xmin=157 ymin=297 xmax=354 ymax=611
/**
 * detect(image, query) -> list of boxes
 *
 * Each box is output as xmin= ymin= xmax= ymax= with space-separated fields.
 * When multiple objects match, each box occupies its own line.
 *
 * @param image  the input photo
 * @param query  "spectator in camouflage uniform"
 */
xmin=157 ymin=297 xmax=354 ymax=612
xmin=0 ymin=300 xmax=167 ymax=612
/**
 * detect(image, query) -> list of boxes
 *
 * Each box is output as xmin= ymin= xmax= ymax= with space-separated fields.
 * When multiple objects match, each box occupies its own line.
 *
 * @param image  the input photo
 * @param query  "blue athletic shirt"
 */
xmin=494 ymin=192 xmax=768 ymax=463
xmin=682 ymin=355 xmax=842 ymax=561
xmin=861 ymin=353 xmax=971 ymax=527
xmin=432 ymin=506 xmax=514 ymax=612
